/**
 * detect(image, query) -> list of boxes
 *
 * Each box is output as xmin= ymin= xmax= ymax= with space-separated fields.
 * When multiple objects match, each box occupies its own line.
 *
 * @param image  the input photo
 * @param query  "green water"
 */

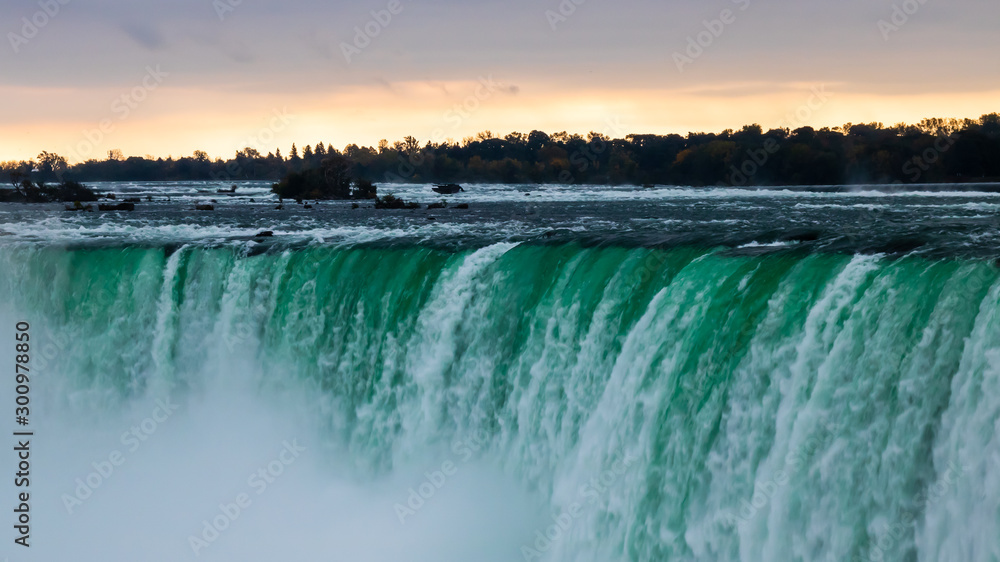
xmin=1 ymin=242 xmax=998 ymax=561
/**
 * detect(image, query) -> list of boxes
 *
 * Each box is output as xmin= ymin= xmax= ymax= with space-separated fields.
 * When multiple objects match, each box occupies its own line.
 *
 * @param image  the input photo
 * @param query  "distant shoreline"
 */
xmin=5 ymin=116 xmax=999 ymax=189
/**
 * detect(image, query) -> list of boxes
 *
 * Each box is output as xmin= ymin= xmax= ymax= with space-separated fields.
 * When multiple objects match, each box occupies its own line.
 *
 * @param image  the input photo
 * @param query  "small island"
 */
xmin=0 ymin=177 xmax=97 ymax=204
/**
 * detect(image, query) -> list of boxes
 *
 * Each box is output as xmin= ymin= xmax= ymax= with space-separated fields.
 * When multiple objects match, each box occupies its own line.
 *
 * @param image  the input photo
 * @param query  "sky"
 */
xmin=1 ymin=0 xmax=998 ymax=163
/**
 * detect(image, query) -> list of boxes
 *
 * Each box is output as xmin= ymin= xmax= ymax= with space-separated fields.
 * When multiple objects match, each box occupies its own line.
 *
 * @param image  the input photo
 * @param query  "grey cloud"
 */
xmin=0 ymin=0 xmax=996 ymax=101
xmin=119 ymin=21 xmax=167 ymax=50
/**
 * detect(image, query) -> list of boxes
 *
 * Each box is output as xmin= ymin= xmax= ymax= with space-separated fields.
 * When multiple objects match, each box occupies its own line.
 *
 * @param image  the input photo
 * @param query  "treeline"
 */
xmin=3 ymin=115 xmax=1000 ymax=187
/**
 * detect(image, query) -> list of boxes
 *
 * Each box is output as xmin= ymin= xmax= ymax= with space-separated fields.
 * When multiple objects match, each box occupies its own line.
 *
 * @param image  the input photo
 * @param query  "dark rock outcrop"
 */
xmin=98 ymin=203 xmax=135 ymax=211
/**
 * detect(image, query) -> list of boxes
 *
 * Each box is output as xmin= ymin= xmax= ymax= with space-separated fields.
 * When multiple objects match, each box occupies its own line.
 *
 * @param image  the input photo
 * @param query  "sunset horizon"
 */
xmin=3 ymin=0 xmax=997 ymax=163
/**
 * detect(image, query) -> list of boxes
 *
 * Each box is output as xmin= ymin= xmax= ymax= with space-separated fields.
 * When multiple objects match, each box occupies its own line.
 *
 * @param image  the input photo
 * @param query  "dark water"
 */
xmin=1 ymin=182 xmax=999 ymax=259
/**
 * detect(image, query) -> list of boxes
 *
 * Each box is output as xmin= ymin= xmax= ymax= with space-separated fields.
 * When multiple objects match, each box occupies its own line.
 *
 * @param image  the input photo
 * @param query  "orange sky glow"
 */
xmin=3 ymin=82 xmax=999 ymax=164
xmin=1 ymin=0 xmax=997 ymax=164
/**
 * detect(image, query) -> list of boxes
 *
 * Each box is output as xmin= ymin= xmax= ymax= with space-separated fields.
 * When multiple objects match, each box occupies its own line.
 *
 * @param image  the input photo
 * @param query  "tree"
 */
xmin=321 ymin=154 xmax=352 ymax=198
xmin=735 ymin=124 xmax=763 ymax=139
xmin=271 ymin=154 xmax=355 ymax=200
xmin=11 ymin=114 xmax=1000 ymax=186
xmin=505 ymin=132 xmax=526 ymax=144
xmin=401 ymin=136 xmax=420 ymax=155
xmin=108 ymin=149 xmax=125 ymax=161
xmin=982 ymin=113 xmax=1000 ymax=137
xmin=4 ymin=162 xmax=26 ymax=194
xmin=36 ymin=151 xmax=68 ymax=182
xmin=343 ymin=144 xmax=363 ymax=160
xmin=527 ymin=130 xmax=550 ymax=152
xmin=352 ymin=178 xmax=377 ymax=199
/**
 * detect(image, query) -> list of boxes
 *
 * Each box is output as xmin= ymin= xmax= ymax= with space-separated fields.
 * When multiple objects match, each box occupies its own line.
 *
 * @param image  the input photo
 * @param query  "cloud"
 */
xmin=0 ymin=0 xmax=997 ymax=161
xmin=119 ymin=21 xmax=167 ymax=50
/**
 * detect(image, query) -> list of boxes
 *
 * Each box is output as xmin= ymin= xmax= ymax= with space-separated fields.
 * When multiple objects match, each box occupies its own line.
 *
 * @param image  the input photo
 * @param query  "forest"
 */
xmin=3 ymin=115 xmax=999 ymax=189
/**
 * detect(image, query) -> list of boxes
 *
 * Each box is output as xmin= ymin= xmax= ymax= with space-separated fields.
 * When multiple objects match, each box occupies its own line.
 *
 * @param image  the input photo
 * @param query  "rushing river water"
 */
xmin=1 ymin=182 xmax=999 ymax=561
